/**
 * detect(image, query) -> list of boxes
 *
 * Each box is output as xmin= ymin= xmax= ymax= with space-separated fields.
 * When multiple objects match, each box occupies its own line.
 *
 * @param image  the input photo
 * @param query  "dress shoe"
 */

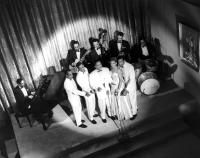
xmin=102 ymin=119 xmax=107 ymax=123
xmin=91 ymin=120 xmax=97 ymax=124
xmin=110 ymin=116 xmax=116 ymax=120
xmin=93 ymin=114 xmax=99 ymax=117
xmin=78 ymin=124 xmax=87 ymax=128
xmin=130 ymin=115 xmax=137 ymax=120
xmin=81 ymin=120 xmax=85 ymax=123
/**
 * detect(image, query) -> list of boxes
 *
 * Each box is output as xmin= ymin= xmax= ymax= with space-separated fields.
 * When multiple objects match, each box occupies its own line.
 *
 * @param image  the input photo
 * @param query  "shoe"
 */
xmin=91 ymin=120 xmax=97 ymax=124
xmin=93 ymin=114 xmax=99 ymax=117
xmin=78 ymin=124 xmax=87 ymax=128
xmin=81 ymin=120 xmax=85 ymax=123
xmin=110 ymin=116 xmax=116 ymax=120
xmin=130 ymin=115 xmax=137 ymax=120
xmin=102 ymin=119 xmax=107 ymax=123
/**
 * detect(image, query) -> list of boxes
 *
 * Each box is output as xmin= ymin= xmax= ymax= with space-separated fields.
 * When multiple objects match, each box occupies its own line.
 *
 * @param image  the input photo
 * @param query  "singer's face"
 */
xmin=74 ymin=43 xmax=79 ymax=51
xmin=95 ymin=61 xmax=102 ymax=70
xmin=67 ymin=71 xmax=73 ymax=80
xmin=78 ymin=64 xmax=85 ymax=72
xmin=110 ymin=60 xmax=117 ymax=68
xmin=118 ymin=59 xmax=125 ymax=67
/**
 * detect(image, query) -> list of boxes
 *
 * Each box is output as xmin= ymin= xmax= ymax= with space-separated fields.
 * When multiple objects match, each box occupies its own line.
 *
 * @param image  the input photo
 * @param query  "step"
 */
xmin=5 ymin=138 xmax=18 ymax=158
xmin=66 ymin=107 xmax=185 ymax=158
xmin=85 ymin=119 xmax=189 ymax=158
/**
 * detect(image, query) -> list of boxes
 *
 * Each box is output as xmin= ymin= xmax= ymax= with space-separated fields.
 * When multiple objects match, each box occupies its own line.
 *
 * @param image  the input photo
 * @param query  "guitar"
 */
xmin=69 ymin=48 xmax=91 ymax=73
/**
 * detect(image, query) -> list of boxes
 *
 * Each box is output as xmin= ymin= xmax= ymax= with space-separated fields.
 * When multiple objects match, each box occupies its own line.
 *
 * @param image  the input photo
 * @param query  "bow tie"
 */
xmin=97 ymin=70 xmax=102 ymax=72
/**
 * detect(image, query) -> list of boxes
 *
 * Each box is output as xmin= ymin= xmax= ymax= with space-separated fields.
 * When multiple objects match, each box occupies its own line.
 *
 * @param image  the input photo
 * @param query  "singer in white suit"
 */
xmin=89 ymin=60 xmax=112 ymax=123
xmin=64 ymin=70 xmax=88 ymax=128
xmin=118 ymin=55 xmax=138 ymax=116
xmin=76 ymin=62 xmax=97 ymax=124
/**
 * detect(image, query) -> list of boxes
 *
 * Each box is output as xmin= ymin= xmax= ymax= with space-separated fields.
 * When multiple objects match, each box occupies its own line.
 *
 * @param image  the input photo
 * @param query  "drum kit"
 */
xmin=133 ymin=59 xmax=160 ymax=95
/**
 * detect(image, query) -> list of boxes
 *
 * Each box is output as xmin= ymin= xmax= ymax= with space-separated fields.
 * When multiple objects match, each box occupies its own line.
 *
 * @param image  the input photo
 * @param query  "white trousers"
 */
xmin=128 ymin=90 xmax=138 ymax=115
xmin=84 ymin=94 xmax=96 ymax=121
xmin=97 ymin=92 xmax=111 ymax=119
xmin=68 ymin=97 xmax=82 ymax=126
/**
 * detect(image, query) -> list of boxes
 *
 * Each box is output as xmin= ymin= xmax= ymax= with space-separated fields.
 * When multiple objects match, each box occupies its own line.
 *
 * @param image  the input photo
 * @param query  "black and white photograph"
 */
xmin=0 ymin=0 xmax=200 ymax=158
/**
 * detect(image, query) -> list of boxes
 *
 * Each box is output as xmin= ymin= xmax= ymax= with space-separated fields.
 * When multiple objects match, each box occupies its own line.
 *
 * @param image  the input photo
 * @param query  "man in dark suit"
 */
xmin=131 ymin=39 xmax=156 ymax=63
xmin=66 ymin=40 xmax=88 ymax=73
xmin=86 ymin=38 xmax=109 ymax=72
xmin=13 ymin=78 xmax=35 ymax=115
xmin=109 ymin=31 xmax=131 ymax=62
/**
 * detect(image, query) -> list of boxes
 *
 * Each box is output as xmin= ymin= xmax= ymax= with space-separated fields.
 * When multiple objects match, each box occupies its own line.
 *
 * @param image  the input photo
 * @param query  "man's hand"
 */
xmin=121 ymin=89 xmax=129 ymax=96
xmin=31 ymin=91 xmax=35 ymax=95
xmin=106 ymin=90 xmax=110 ymax=95
xmin=85 ymin=92 xmax=90 ymax=97
xmin=71 ymin=62 xmax=76 ymax=66
xmin=114 ymin=88 xmax=119 ymax=96
xmin=90 ymin=90 xmax=95 ymax=94
xmin=97 ymin=87 xmax=102 ymax=92
xmin=28 ymin=95 xmax=33 ymax=99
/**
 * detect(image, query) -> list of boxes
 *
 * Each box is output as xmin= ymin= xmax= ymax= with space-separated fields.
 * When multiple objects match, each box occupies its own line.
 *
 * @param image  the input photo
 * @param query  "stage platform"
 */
xmin=9 ymin=79 xmax=196 ymax=158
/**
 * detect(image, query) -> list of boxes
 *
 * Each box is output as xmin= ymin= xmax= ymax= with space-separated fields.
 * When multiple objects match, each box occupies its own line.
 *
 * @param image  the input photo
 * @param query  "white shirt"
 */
xmin=141 ymin=46 xmax=149 ymax=56
xmin=95 ymin=48 xmax=101 ymax=56
xmin=117 ymin=42 xmax=122 ymax=51
xmin=76 ymin=51 xmax=81 ymax=61
xmin=89 ymin=67 xmax=112 ymax=92
xmin=64 ymin=78 xmax=86 ymax=98
xmin=120 ymin=62 xmax=136 ymax=92
xmin=76 ymin=68 xmax=92 ymax=92
xmin=21 ymin=87 xmax=28 ymax=97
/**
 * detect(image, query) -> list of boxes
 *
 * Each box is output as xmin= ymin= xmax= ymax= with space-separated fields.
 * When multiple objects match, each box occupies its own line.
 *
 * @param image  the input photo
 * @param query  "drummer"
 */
xmin=131 ymin=38 xmax=156 ymax=62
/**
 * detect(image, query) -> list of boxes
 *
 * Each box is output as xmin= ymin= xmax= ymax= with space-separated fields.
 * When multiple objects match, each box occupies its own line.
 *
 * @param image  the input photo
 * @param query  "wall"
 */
xmin=148 ymin=0 xmax=200 ymax=100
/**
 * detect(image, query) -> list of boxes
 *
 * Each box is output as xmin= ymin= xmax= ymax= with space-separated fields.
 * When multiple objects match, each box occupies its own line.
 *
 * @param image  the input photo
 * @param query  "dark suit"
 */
xmin=86 ymin=47 xmax=109 ymax=72
xmin=109 ymin=39 xmax=131 ymax=61
xmin=66 ymin=48 xmax=87 ymax=68
xmin=131 ymin=43 xmax=156 ymax=62
xmin=13 ymin=86 xmax=32 ymax=114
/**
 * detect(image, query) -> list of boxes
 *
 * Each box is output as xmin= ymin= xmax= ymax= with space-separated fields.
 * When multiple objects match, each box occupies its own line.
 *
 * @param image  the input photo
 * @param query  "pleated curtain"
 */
xmin=0 ymin=0 xmax=150 ymax=111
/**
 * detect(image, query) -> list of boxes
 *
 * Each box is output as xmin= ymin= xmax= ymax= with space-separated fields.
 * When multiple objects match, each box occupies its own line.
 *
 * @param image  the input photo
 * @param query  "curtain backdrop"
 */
xmin=0 ymin=0 xmax=150 ymax=111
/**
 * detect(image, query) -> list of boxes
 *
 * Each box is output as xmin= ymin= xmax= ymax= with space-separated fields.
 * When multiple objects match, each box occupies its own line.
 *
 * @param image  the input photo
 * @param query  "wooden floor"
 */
xmin=9 ymin=79 xmax=196 ymax=158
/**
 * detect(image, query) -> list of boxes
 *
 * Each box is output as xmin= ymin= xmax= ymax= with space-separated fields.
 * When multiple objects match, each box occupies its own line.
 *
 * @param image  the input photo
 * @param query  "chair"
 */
xmin=12 ymin=104 xmax=32 ymax=128
xmin=15 ymin=112 xmax=32 ymax=128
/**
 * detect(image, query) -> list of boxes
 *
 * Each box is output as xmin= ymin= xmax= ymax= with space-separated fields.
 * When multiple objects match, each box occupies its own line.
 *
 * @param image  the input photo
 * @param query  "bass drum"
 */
xmin=138 ymin=72 xmax=160 ymax=95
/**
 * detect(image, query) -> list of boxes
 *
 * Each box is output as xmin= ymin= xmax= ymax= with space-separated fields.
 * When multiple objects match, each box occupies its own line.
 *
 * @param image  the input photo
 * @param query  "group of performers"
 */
xmin=63 ymin=30 xmax=156 ymax=128
xmin=13 ymin=29 xmax=156 ymax=130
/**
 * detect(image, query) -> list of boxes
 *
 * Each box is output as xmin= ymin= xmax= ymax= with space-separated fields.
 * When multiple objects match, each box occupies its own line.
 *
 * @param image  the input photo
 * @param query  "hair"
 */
xmin=117 ymin=55 xmax=125 ymax=61
xmin=94 ymin=59 xmax=102 ymax=65
xmin=16 ymin=78 xmax=23 ymax=84
xmin=110 ymin=57 xmax=117 ymax=63
xmin=92 ymin=38 xmax=99 ymax=43
xmin=70 ymin=40 xmax=79 ymax=49
xmin=116 ymin=31 xmax=124 ymax=37
xmin=76 ymin=61 xmax=83 ymax=68
xmin=66 ymin=69 xmax=72 ymax=75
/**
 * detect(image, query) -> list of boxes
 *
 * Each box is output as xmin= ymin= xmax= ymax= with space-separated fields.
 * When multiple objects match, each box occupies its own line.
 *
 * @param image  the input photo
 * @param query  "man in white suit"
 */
xmin=64 ymin=70 xmax=89 ymax=128
xmin=89 ymin=60 xmax=112 ymax=123
xmin=118 ymin=55 xmax=138 ymax=118
xmin=76 ymin=62 xmax=97 ymax=124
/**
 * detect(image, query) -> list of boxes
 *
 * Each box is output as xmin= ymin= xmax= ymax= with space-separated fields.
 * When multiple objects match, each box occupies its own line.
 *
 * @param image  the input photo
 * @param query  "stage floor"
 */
xmin=10 ymin=79 xmax=195 ymax=158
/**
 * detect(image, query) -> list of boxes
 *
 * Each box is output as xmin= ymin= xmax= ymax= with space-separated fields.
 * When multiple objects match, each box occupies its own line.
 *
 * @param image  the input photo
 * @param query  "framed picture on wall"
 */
xmin=178 ymin=22 xmax=199 ymax=71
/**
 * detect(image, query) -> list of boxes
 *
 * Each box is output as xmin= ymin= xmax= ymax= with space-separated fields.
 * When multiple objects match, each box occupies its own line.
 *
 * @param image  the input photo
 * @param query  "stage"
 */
xmin=9 ymin=79 xmax=196 ymax=158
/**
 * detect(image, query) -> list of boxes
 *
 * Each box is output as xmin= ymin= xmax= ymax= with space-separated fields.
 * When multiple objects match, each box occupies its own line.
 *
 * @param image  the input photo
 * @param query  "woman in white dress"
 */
xmin=110 ymin=57 xmax=133 ymax=120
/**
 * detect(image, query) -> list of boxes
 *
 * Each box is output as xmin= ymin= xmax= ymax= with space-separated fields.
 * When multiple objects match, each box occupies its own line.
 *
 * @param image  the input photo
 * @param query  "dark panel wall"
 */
xmin=148 ymin=0 xmax=200 ymax=100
